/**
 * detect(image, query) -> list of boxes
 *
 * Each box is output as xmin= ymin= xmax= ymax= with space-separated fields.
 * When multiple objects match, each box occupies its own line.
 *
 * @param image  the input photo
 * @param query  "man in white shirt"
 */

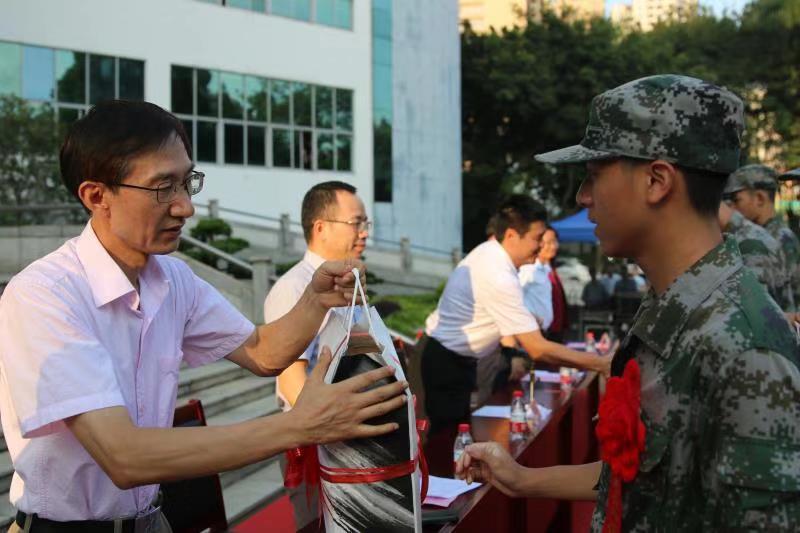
xmin=422 ymin=195 xmax=611 ymax=434
xmin=0 ymin=101 xmax=406 ymax=532
xmin=518 ymin=257 xmax=554 ymax=330
xmin=264 ymin=181 xmax=369 ymax=410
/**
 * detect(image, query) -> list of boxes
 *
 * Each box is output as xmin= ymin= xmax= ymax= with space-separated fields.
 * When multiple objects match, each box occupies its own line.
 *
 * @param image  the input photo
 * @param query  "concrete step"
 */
xmin=177 ymin=360 xmax=251 ymax=398
xmin=223 ymin=460 xmax=286 ymax=526
xmin=178 ymin=375 xmax=275 ymax=419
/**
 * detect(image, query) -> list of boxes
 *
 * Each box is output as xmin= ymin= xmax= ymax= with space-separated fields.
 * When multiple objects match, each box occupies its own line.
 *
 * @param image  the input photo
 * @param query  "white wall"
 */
xmin=0 ymin=0 xmax=374 ymax=224
xmin=373 ymin=0 xmax=462 ymax=253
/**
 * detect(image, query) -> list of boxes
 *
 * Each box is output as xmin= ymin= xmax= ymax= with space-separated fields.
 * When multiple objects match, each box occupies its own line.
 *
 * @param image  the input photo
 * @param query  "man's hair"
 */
xmin=621 ymin=158 xmax=727 ymax=218
xmin=492 ymin=195 xmax=548 ymax=242
xmin=301 ymin=181 xmax=357 ymax=242
xmin=60 ymin=100 xmax=191 ymax=203
xmin=485 ymin=214 xmax=498 ymax=237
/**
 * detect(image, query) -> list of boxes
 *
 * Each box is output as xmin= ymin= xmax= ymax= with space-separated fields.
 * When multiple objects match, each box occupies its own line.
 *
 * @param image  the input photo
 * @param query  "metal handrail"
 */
xmin=179 ymin=234 xmax=253 ymax=273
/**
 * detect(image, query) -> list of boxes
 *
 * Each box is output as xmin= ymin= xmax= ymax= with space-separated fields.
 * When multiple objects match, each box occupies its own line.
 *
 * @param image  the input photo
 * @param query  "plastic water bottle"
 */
xmin=585 ymin=331 xmax=597 ymax=353
xmin=453 ymin=423 xmax=474 ymax=468
xmin=510 ymin=390 xmax=528 ymax=442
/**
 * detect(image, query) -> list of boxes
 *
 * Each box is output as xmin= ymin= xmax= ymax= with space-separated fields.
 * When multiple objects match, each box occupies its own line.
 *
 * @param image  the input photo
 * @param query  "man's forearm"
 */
xmin=516 ymin=462 xmax=601 ymax=501
xmin=70 ymin=408 xmax=305 ymax=489
xmin=252 ymin=286 xmax=328 ymax=373
xmin=517 ymin=332 xmax=601 ymax=372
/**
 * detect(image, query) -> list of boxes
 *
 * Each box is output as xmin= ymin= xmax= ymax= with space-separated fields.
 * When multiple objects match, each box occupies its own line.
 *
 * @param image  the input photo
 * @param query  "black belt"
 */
xmin=15 ymin=511 xmax=146 ymax=533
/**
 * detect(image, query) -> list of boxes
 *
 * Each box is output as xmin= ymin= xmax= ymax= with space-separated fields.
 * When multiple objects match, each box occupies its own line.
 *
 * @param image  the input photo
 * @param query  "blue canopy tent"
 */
xmin=550 ymin=208 xmax=597 ymax=243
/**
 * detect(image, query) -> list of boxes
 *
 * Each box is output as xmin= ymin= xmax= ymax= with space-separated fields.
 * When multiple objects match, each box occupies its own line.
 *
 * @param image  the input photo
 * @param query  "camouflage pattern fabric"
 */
xmin=765 ymin=216 xmax=800 ymax=311
xmin=535 ymin=75 xmax=744 ymax=174
xmin=591 ymin=238 xmax=800 ymax=532
xmin=725 ymin=210 xmax=794 ymax=312
xmin=724 ymin=164 xmax=778 ymax=195
xmin=780 ymin=167 xmax=800 ymax=180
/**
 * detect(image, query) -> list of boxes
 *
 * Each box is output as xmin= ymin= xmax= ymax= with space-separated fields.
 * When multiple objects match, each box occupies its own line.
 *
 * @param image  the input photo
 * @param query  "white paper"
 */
xmin=472 ymin=403 xmax=553 ymax=422
xmin=521 ymin=369 xmax=585 ymax=384
xmin=423 ymin=476 xmax=482 ymax=507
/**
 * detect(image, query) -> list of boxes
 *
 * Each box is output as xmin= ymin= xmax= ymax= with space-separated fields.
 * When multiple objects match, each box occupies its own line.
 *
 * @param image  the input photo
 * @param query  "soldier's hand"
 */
xmin=291 ymin=347 xmax=408 ymax=445
xmin=509 ymin=357 xmax=528 ymax=382
xmin=455 ymin=442 xmax=526 ymax=497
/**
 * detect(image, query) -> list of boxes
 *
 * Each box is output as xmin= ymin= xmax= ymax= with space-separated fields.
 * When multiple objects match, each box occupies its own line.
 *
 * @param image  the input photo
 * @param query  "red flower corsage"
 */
xmin=595 ymin=359 xmax=646 ymax=533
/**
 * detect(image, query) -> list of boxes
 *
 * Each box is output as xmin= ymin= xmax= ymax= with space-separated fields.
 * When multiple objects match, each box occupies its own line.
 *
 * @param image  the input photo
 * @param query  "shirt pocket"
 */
xmin=715 ymin=437 xmax=800 ymax=517
xmin=627 ymin=424 xmax=673 ymax=527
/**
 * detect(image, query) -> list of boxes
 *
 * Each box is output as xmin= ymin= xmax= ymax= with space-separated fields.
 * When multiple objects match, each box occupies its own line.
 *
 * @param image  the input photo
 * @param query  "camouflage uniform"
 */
xmin=535 ymin=75 xmax=800 ymax=531
xmin=590 ymin=238 xmax=800 ymax=531
xmin=725 ymin=209 xmax=794 ymax=311
xmin=726 ymin=164 xmax=800 ymax=309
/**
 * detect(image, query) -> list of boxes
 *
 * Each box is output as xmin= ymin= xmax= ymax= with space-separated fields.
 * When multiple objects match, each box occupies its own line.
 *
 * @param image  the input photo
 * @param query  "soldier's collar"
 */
xmin=630 ymin=238 xmax=742 ymax=358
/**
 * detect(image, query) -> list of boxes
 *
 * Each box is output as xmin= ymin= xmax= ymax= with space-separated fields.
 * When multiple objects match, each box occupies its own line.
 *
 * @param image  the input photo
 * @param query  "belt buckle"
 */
xmin=133 ymin=506 xmax=161 ymax=533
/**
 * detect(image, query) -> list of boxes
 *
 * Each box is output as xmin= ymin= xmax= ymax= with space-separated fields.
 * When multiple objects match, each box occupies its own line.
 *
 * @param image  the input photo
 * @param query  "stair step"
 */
xmin=178 ymin=360 xmax=251 ymax=398
xmin=178 ymin=375 xmax=275 ymax=418
xmin=223 ymin=460 xmax=286 ymax=526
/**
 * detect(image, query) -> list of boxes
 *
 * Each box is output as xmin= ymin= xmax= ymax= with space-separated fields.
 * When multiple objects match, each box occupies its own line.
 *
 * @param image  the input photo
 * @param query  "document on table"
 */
xmin=471 ymin=403 xmax=553 ymax=422
xmin=522 ymin=369 xmax=585 ymax=384
xmin=423 ymin=476 xmax=482 ymax=507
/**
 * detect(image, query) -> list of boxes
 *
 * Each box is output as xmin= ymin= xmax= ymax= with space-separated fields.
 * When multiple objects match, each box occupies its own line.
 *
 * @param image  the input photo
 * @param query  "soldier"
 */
xmin=455 ymin=75 xmax=800 ymax=531
xmin=724 ymin=164 xmax=800 ymax=309
xmin=718 ymin=200 xmax=794 ymax=311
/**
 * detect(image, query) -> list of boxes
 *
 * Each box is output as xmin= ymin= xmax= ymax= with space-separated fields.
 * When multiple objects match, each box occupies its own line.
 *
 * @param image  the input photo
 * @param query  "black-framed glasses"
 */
xmin=117 ymin=171 xmax=205 ymax=204
xmin=323 ymin=218 xmax=372 ymax=232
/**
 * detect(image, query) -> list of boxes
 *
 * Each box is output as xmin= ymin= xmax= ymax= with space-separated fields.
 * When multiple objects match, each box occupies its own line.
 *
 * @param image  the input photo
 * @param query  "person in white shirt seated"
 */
xmin=0 ymin=102 xmax=405 ymax=533
xmin=421 ymin=195 xmax=611 ymax=434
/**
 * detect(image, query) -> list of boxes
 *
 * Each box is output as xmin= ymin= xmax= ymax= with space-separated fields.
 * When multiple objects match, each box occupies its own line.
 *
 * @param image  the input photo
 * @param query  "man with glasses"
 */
xmin=724 ymin=164 xmax=800 ymax=312
xmin=0 ymin=101 xmax=405 ymax=533
xmin=263 ymin=180 xmax=369 ymax=528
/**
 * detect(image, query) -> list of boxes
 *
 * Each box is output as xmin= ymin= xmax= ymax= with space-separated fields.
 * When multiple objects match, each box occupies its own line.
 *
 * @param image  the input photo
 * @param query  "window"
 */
xmin=193 ymin=0 xmax=352 ymax=29
xmin=372 ymin=0 xmax=393 ymax=201
xmin=0 ymin=40 xmax=145 ymax=128
xmin=172 ymin=65 xmax=353 ymax=172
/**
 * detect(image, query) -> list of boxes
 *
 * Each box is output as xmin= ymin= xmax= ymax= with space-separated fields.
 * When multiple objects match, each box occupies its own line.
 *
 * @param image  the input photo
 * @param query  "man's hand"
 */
xmin=594 ymin=353 xmax=612 ymax=378
xmin=455 ymin=442 xmax=525 ymax=497
xmin=509 ymin=357 xmax=528 ymax=382
xmin=291 ymin=347 xmax=408 ymax=445
xmin=310 ymin=259 xmax=366 ymax=309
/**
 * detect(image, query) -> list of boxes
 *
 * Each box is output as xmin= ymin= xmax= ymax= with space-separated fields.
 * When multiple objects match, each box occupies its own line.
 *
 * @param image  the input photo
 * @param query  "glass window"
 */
xmin=89 ymin=54 xmax=115 ymax=104
xmin=247 ymin=125 xmax=266 ymax=165
xmin=334 ymin=0 xmax=353 ymax=29
xmin=220 ymin=72 xmax=245 ymax=119
xmin=272 ymin=0 xmax=311 ymax=21
xmin=228 ymin=0 xmax=265 ymax=11
xmin=374 ymin=121 xmax=392 ymax=200
xmin=373 ymin=0 xmax=392 ymax=39
xmin=22 ymin=46 xmax=54 ymax=101
xmin=224 ymin=123 xmax=244 ymax=164
xmin=317 ymin=132 xmax=334 ymax=170
xmin=55 ymin=51 xmax=85 ymax=104
xmin=172 ymin=66 xmax=194 ymax=114
xmin=315 ymin=86 xmax=333 ymax=129
xmin=293 ymin=83 xmax=312 ymax=127
xmin=246 ymin=76 xmax=268 ymax=122
xmin=335 ymin=88 xmax=352 ymax=131
xmin=316 ymin=0 xmax=335 ymax=25
xmin=196 ymin=69 xmax=219 ymax=117
xmin=294 ymin=130 xmax=312 ymax=170
xmin=0 ymin=41 xmax=21 ymax=96
xmin=270 ymin=80 xmax=291 ymax=124
xmin=180 ymin=119 xmax=195 ymax=156
xmin=272 ymin=127 xmax=292 ymax=167
xmin=336 ymin=134 xmax=351 ymax=171
xmin=118 ymin=58 xmax=144 ymax=101
xmin=197 ymin=120 xmax=217 ymax=162
xmin=374 ymin=37 xmax=392 ymax=66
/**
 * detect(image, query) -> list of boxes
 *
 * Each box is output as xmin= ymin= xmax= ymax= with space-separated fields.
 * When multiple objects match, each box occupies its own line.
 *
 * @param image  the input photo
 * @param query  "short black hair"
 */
xmin=60 ymin=100 xmax=191 ymax=204
xmin=301 ymin=180 xmax=357 ymax=242
xmin=678 ymin=165 xmax=729 ymax=217
xmin=485 ymin=214 xmax=498 ymax=237
xmin=492 ymin=195 xmax=548 ymax=242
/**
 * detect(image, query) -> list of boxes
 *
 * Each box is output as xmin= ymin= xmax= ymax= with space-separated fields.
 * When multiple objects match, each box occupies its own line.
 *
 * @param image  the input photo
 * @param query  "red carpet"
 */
xmin=231 ymin=495 xmax=296 ymax=533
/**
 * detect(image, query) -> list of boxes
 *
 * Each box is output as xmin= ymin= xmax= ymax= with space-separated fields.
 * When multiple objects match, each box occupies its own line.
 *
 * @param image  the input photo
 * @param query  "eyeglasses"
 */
xmin=323 ymin=218 xmax=372 ymax=232
xmin=117 ymin=171 xmax=205 ymax=203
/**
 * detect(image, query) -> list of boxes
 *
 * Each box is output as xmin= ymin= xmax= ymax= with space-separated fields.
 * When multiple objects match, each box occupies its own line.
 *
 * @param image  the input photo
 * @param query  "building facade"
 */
xmin=611 ymin=0 xmax=699 ymax=31
xmin=0 ymin=0 xmax=462 ymax=254
xmin=459 ymin=0 xmax=604 ymax=33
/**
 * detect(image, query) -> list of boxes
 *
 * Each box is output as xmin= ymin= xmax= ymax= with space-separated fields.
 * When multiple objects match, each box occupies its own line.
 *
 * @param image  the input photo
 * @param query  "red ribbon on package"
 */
xmin=595 ymin=359 xmax=646 ymax=533
xmin=284 ymin=419 xmax=430 ymax=504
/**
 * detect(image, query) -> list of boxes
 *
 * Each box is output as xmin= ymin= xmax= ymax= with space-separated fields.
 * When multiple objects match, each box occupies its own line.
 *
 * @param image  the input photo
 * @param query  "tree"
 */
xmin=0 ymin=95 xmax=77 ymax=224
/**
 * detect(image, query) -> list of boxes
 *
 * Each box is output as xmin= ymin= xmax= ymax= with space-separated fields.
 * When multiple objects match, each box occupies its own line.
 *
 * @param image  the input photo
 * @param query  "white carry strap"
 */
xmin=343 ymin=267 xmax=376 ymax=347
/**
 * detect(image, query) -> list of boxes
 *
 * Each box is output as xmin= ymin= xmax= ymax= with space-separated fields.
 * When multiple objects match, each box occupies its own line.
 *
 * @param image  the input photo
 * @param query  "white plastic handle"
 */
xmin=345 ymin=267 xmax=374 ymax=333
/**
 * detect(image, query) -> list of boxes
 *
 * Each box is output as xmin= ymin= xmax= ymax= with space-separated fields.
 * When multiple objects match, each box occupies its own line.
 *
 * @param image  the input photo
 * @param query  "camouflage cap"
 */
xmin=780 ymin=167 xmax=800 ymax=180
xmin=723 ymin=164 xmax=778 ymax=195
xmin=535 ymin=75 xmax=744 ymax=174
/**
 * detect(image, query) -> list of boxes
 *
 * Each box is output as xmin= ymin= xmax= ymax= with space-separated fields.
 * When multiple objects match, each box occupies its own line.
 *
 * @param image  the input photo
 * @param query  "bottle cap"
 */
xmin=586 ymin=332 xmax=595 ymax=340
xmin=513 ymin=390 xmax=524 ymax=397
xmin=458 ymin=423 xmax=470 ymax=432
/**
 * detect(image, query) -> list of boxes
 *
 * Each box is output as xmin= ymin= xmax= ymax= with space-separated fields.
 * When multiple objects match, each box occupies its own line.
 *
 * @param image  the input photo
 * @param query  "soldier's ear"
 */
xmin=644 ymin=159 xmax=676 ymax=206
